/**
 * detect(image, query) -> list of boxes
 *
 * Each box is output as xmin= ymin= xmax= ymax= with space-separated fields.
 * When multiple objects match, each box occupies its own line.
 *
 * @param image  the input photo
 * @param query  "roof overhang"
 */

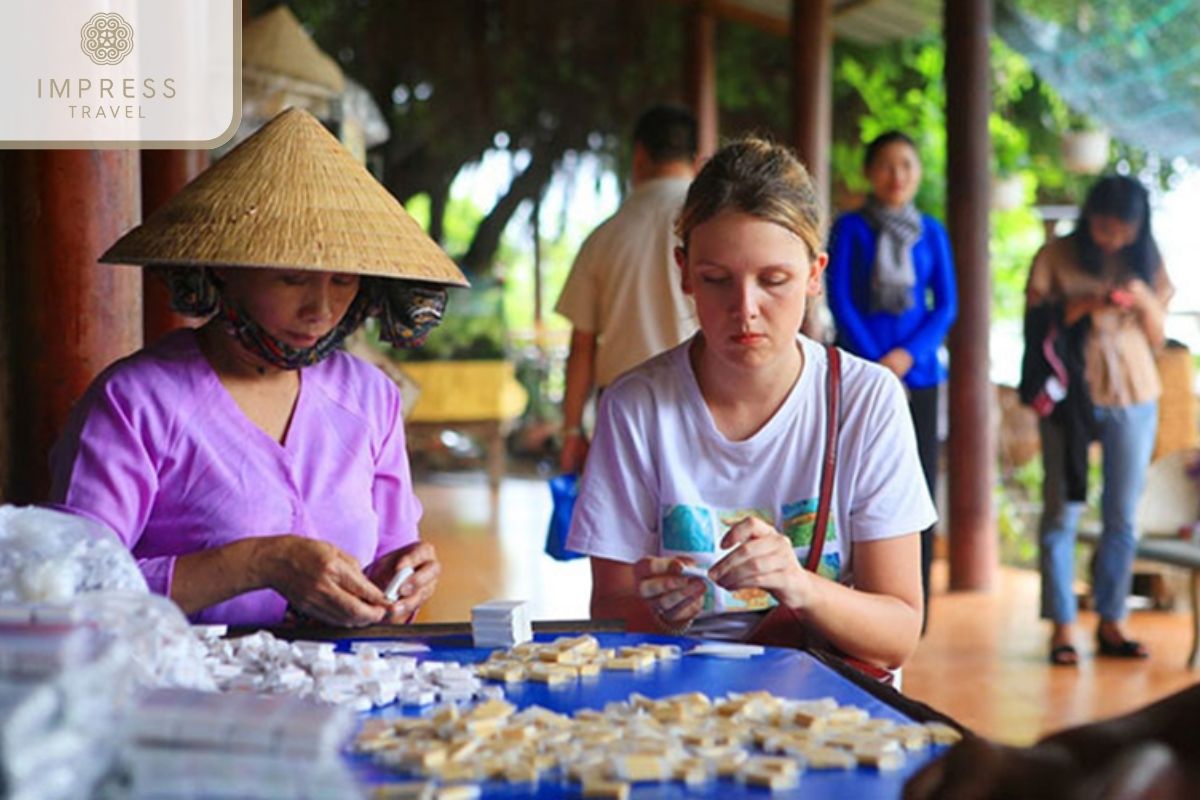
xmin=684 ymin=0 xmax=941 ymax=44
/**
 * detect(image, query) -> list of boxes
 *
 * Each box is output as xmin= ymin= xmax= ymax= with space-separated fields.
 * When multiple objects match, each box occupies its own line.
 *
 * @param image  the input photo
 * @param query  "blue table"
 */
xmin=341 ymin=632 xmax=956 ymax=799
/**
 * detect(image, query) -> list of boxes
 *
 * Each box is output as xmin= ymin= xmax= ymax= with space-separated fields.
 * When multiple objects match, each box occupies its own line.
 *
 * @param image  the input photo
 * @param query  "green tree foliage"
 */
xmin=262 ymin=0 xmax=685 ymax=276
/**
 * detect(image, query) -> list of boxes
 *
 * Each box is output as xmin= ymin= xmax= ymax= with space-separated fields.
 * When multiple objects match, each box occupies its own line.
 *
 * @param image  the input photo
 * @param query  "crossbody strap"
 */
xmin=804 ymin=344 xmax=841 ymax=574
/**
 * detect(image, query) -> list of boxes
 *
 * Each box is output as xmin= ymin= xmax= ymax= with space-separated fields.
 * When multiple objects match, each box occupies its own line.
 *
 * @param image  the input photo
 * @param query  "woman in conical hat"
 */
xmin=49 ymin=108 xmax=469 ymax=627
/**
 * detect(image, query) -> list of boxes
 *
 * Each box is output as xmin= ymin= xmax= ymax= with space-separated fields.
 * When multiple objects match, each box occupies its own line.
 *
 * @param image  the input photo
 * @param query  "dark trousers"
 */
xmin=909 ymin=384 xmax=939 ymax=632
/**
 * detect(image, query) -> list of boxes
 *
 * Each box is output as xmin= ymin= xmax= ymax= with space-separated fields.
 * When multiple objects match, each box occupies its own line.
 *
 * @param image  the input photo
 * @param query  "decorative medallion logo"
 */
xmin=80 ymin=13 xmax=134 ymax=66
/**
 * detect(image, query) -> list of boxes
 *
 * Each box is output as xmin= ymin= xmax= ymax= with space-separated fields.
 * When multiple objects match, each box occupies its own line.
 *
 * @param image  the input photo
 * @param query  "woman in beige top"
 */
xmin=1026 ymin=175 xmax=1171 ymax=666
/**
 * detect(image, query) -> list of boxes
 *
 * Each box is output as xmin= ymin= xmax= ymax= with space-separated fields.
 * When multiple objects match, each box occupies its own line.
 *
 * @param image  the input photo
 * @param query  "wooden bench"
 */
xmin=1078 ymin=528 xmax=1200 ymax=668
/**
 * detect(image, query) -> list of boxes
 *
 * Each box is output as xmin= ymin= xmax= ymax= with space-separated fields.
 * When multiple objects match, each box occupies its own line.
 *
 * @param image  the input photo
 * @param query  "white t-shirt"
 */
xmin=554 ymin=177 xmax=698 ymax=387
xmin=566 ymin=335 xmax=936 ymax=619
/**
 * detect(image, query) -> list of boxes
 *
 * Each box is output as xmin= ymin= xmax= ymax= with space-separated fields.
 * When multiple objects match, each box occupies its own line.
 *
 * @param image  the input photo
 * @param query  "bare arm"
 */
xmin=559 ymin=329 xmax=597 ymax=472
xmin=171 ymin=535 xmax=393 ymax=627
xmin=788 ymin=535 xmax=924 ymax=668
xmin=595 ymin=522 xmax=923 ymax=668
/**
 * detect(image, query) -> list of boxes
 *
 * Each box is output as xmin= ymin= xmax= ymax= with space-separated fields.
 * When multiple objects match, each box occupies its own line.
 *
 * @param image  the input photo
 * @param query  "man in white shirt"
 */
xmin=555 ymin=105 xmax=699 ymax=472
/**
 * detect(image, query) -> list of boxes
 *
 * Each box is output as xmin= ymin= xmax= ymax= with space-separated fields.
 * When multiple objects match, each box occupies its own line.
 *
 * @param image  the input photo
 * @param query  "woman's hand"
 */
xmin=879 ymin=348 xmax=914 ymax=379
xmin=1064 ymin=294 xmax=1112 ymax=325
xmin=366 ymin=541 xmax=441 ymax=624
xmin=632 ymin=557 xmax=706 ymax=630
xmin=559 ymin=432 xmax=590 ymax=474
xmin=709 ymin=517 xmax=811 ymax=609
xmin=255 ymin=535 xmax=389 ymax=627
xmin=1121 ymin=278 xmax=1168 ymax=348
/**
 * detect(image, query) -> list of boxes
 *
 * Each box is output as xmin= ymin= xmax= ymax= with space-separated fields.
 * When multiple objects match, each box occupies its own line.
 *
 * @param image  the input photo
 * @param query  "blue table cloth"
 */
xmin=343 ymin=632 xmax=951 ymax=799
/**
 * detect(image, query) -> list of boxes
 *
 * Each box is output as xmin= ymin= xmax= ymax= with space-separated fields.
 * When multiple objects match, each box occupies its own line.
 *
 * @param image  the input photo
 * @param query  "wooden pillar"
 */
xmin=141 ymin=150 xmax=208 ymax=342
xmin=3 ymin=152 xmax=142 ymax=503
xmin=790 ymin=0 xmax=833 ymax=341
xmin=684 ymin=0 xmax=718 ymax=161
xmin=789 ymin=0 xmax=832 ymax=211
xmin=945 ymin=0 xmax=996 ymax=590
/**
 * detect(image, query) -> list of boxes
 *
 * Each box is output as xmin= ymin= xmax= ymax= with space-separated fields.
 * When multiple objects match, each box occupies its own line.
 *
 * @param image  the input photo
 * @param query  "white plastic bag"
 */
xmin=0 ymin=505 xmax=147 ymax=603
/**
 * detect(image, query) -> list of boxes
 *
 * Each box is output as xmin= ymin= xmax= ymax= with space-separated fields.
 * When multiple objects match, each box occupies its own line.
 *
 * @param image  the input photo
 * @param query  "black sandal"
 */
xmin=1096 ymin=633 xmax=1149 ymax=659
xmin=1049 ymin=644 xmax=1079 ymax=666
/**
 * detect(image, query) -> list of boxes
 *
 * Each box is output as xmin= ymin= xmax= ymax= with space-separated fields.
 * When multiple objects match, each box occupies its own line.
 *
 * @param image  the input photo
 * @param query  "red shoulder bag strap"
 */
xmin=804 ymin=344 xmax=841 ymax=574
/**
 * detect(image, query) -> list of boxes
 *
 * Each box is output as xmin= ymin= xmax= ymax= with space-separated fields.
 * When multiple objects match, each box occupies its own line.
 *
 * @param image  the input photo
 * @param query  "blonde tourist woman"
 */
xmin=567 ymin=138 xmax=934 ymax=672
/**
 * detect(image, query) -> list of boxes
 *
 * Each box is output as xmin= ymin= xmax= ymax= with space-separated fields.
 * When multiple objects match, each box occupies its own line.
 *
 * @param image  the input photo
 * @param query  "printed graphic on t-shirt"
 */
xmin=780 ymin=498 xmax=838 ymax=548
xmin=660 ymin=500 xmax=842 ymax=616
xmin=817 ymin=552 xmax=841 ymax=581
xmin=662 ymin=505 xmax=714 ymax=552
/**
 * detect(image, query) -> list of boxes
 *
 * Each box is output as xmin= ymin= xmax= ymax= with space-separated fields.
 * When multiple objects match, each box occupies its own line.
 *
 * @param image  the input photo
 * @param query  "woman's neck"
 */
xmin=690 ymin=335 xmax=804 ymax=440
xmin=196 ymin=320 xmax=291 ymax=383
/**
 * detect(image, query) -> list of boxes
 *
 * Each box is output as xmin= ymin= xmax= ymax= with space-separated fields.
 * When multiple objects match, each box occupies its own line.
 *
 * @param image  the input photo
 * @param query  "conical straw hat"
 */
xmin=243 ymin=5 xmax=344 ymax=96
xmin=102 ymin=108 xmax=468 ymax=287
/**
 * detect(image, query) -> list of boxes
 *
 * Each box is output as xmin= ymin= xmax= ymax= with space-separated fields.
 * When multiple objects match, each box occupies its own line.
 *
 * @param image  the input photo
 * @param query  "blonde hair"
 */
xmin=676 ymin=137 xmax=825 ymax=260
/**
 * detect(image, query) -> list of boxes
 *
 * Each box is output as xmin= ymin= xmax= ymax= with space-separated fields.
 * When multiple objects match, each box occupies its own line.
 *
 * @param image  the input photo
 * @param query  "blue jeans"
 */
xmin=1038 ymin=400 xmax=1158 ymax=624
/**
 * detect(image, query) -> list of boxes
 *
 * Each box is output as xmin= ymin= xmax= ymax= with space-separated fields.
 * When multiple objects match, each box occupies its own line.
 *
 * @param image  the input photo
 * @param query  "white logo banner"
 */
xmin=0 ymin=0 xmax=240 ymax=148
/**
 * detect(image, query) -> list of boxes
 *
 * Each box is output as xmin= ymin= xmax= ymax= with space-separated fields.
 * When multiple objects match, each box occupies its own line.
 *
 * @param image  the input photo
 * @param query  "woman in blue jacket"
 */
xmin=827 ymin=131 xmax=958 ymax=630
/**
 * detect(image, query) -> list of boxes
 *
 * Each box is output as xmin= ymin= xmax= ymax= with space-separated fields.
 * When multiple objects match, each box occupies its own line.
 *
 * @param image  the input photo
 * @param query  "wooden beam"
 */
xmin=944 ymin=0 xmax=996 ymax=591
xmin=661 ymin=0 xmax=940 ymax=40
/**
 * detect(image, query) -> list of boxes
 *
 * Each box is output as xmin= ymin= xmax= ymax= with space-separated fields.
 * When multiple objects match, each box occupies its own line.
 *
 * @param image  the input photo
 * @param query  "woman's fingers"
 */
xmin=390 ymin=557 xmax=441 ymax=619
xmin=632 ymin=556 xmax=704 ymax=623
xmin=278 ymin=539 xmax=391 ymax=627
xmin=634 ymin=557 xmax=694 ymax=598
xmin=711 ymin=532 xmax=788 ymax=584
xmin=300 ymin=580 xmax=386 ymax=627
xmin=638 ymin=572 xmax=701 ymax=601
xmin=659 ymin=581 xmax=705 ymax=621
xmin=633 ymin=556 xmax=683 ymax=581
xmin=364 ymin=542 xmax=442 ymax=622
xmin=336 ymin=554 xmax=391 ymax=606
xmin=718 ymin=516 xmax=769 ymax=550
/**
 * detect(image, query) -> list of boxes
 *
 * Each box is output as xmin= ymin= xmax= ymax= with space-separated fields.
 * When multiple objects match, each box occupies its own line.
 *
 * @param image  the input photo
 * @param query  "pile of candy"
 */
xmin=357 ymin=688 xmax=962 ymax=797
xmin=199 ymin=629 xmax=504 ymax=711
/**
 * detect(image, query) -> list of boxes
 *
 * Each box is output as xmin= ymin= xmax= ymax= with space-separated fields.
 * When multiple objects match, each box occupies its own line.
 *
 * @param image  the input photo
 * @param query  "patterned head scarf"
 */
xmin=155 ymin=266 xmax=448 ymax=370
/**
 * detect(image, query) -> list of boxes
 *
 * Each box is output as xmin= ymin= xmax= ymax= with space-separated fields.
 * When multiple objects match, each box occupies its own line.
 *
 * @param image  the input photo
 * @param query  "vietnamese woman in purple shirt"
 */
xmin=48 ymin=109 xmax=469 ymax=628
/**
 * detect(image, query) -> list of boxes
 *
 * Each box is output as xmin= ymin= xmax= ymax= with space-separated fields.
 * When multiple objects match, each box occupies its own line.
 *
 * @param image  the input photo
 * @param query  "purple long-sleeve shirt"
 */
xmin=49 ymin=329 xmax=422 ymax=625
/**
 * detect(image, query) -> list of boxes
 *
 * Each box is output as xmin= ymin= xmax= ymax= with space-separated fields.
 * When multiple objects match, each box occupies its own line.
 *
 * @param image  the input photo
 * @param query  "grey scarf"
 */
xmin=862 ymin=196 xmax=922 ymax=314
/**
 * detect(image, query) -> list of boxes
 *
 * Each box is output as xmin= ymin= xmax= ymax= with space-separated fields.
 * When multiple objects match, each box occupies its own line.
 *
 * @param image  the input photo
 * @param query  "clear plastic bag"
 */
xmin=74 ymin=593 xmax=216 ymax=692
xmin=0 ymin=505 xmax=147 ymax=604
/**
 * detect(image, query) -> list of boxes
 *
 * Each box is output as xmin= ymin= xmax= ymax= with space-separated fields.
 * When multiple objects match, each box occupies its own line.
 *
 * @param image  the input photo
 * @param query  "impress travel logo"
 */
xmin=80 ymin=13 xmax=135 ymax=66
xmin=0 ymin=1 xmax=241 ymax=148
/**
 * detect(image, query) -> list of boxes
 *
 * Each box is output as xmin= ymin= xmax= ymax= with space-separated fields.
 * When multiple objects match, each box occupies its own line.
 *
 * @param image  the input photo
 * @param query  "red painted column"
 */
xmin=945 ymin=0 xmax=997 ymax=590
xmin=684 ymin=0 xmax=718 ymax=161
xmin=4 ymin=151 xmax=142 ymax=503
xmin=141 ymin=150 xmax=208 ymax=342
